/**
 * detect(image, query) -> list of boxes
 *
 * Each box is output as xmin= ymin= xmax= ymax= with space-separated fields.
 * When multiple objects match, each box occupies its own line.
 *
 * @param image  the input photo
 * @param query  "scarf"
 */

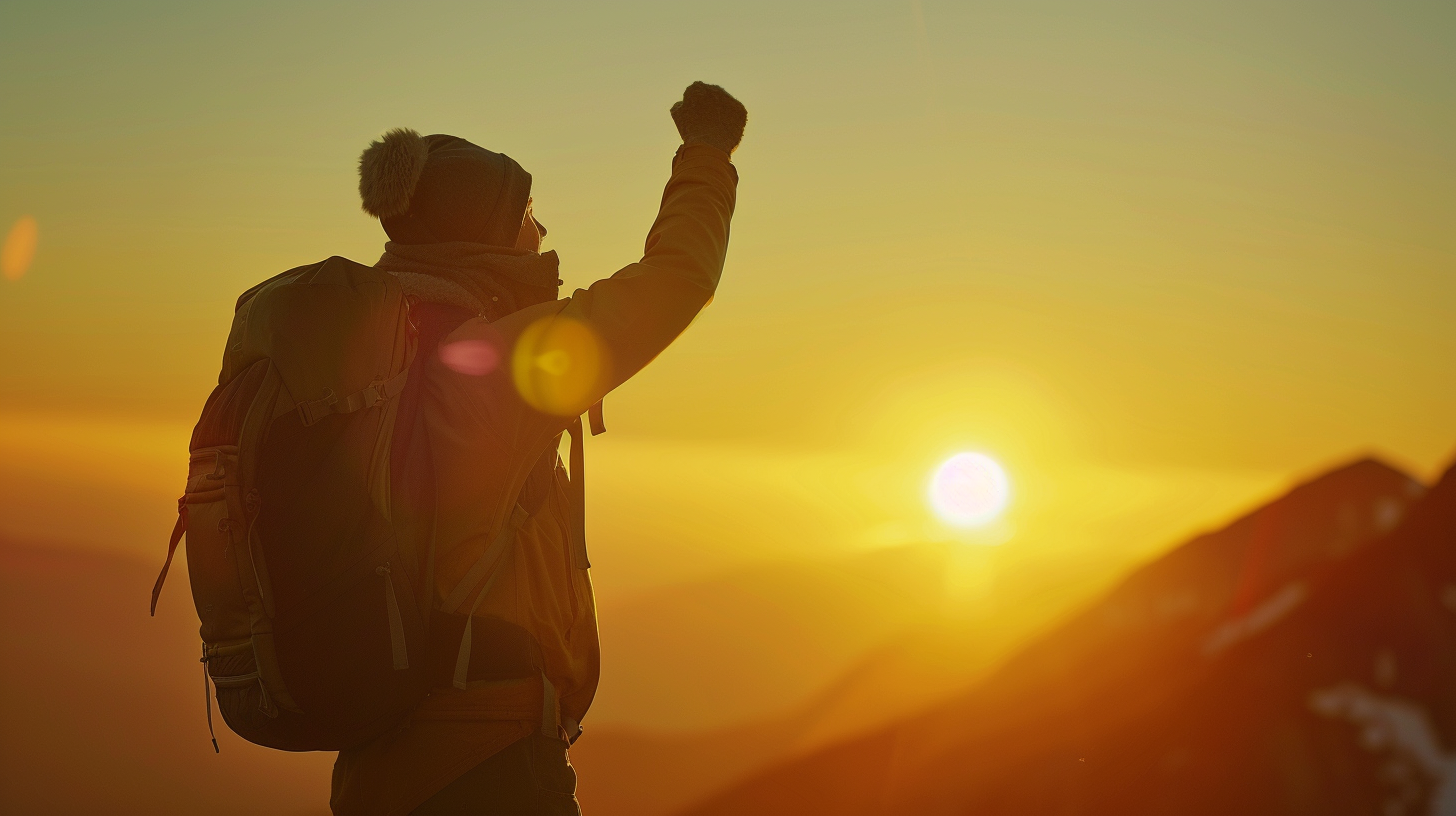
xmin=374 ymin=241 xmax=562 ymax=318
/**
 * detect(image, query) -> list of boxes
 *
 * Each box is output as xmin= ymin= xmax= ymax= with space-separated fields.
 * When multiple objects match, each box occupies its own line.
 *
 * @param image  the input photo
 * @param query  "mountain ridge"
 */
xmin=679 ymin=456 xmax=1445 ymax=815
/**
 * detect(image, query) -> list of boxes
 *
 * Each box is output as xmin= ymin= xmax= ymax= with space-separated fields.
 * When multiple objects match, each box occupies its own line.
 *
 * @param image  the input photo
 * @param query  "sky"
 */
xmin=1 ymin=0 xmax=1453 ymax=696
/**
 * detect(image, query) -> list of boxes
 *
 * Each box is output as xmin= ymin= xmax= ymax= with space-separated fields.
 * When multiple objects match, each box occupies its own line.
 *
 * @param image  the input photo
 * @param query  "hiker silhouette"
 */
xmin=153 ymin=81 xmax=746 ymax=816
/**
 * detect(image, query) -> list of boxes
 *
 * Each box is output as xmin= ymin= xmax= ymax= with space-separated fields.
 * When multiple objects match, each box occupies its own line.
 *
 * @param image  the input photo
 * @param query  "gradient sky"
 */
xmin=2 ymin=0 xmax=1453 ymax=633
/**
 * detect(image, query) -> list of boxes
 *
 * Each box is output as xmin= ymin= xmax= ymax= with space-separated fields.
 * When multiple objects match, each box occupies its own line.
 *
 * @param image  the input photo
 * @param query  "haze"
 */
xmin=2 ymin=0 xmax=1452 ymax=744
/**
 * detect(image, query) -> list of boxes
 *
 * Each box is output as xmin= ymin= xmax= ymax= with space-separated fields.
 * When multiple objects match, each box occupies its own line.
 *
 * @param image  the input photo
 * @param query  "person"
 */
xmin=328 ymin=82 xmax=747 ymax=816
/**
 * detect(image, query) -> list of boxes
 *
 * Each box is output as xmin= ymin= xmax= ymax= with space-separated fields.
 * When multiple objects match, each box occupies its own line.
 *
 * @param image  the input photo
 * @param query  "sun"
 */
xmin=929 ymin=452 xmax=1011 ymax=527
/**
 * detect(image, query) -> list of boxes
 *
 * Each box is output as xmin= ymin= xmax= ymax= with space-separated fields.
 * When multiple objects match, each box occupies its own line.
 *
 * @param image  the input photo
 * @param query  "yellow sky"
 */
xmin=1 ymin=0 xmax=1453 ymax=689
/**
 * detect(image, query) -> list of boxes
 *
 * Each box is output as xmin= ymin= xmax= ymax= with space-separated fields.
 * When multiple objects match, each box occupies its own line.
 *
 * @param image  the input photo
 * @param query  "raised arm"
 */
xmin=435 ymin=83 xmax=746 ymax=448
xmin=539 ymin=137 xmax=738 ymax=392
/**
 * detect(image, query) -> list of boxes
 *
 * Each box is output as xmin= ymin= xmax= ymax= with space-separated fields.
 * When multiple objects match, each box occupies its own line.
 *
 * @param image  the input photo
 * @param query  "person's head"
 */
xmin=358 ymin=128 xmax=545 ymax=251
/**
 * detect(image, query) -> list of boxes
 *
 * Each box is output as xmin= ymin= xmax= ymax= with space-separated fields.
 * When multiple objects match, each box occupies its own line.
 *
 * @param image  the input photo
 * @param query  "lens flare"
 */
xmin=511 ymin=315 xmax=607 ymax=416
xmin=2 ymin=216 xmax=38 ymax=281
xmin=439 ymin=339 xmax=500 ymax=376
xmin=929 ymin=452 xmax=1010 ymax=527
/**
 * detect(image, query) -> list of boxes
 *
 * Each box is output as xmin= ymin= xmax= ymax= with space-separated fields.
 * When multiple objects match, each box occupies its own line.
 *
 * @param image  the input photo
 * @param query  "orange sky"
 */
xmin=2 ymin=0 xmax=1453 ymax=729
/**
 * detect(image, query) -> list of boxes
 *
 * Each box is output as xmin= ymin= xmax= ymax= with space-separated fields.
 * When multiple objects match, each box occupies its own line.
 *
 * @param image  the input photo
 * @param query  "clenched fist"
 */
xmin=670 ymin=82 xmax=748 ymax=155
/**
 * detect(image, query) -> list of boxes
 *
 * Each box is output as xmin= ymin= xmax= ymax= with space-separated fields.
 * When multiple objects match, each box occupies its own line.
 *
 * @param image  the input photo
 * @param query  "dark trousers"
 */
xmin=411 ymin=732 xmax=582 ymax=815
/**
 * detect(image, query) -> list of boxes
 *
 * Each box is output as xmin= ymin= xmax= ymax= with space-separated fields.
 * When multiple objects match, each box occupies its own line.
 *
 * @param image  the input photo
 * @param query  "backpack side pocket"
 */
xmin=184 ymin=446 xmax=251 ymax=646
xmin=207 ymin=639 xmax=280 ymax=737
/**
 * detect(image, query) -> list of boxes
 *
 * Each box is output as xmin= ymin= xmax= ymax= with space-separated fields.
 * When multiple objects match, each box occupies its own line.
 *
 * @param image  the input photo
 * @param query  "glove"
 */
xmin=670 ymin=82 xmax=748 ymax=155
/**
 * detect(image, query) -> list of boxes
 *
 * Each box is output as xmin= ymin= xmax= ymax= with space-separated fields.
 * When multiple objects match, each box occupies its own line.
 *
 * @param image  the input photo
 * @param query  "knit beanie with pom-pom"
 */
xmin=358 ymin=129 xmax=532 ymax=247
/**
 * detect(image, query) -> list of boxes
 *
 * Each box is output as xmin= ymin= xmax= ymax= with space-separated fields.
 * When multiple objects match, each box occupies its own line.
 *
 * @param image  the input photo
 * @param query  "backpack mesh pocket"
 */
xmin=207 ymin=643 xmax=279 ymax=736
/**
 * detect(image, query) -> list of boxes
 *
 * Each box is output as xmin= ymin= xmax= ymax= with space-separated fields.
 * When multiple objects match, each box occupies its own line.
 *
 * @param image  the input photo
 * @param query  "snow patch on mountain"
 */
xmin=1202 ymin=581 xmax=1307 ymax=656
xmin=1310 ymin=682 xmax=1456 ymax=816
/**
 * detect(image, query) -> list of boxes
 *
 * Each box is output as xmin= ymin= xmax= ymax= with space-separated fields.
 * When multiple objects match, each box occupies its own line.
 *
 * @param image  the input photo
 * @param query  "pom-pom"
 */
xmin=358 ymin=128 xmax=429 ymax=219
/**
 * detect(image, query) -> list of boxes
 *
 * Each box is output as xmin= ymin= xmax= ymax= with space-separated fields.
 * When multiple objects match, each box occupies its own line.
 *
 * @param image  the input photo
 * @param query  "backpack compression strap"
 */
xmin=150 ymin=496 xmax=188 ymax=616
xmin=297 ymin=368 xmax=410 ymax=427
xmin=588 ymin=399 xmax=606 ymax=436
xmin=440 ymin=504 xmax=531 ymax=614
xmin=564 ymin=400 xmax=605 ymax=571
xmin=566 ymin=417 xmax=590 ymax=570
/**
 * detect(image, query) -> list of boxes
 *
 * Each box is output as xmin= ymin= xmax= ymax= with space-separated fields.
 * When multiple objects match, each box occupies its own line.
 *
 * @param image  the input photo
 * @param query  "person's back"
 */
xmin=327 ymin=82 xmax=748 ymax=815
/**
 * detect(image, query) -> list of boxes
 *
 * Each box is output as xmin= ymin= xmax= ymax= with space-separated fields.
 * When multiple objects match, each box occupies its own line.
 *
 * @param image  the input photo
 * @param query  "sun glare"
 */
xmin=511 ymin=315 xmax=607 ymax=416
xmin=2 ymin=215 xmax=38 ymax=281
xmin=930 ymin=452 xmax=1010 ymax=528
xmin=439 ymin=339 xmax=501 ymax=376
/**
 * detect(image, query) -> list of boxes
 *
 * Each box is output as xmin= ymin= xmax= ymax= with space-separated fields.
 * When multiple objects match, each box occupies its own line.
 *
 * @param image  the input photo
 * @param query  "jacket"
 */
xmin=330 ymin=143 xmax=739 ymax=816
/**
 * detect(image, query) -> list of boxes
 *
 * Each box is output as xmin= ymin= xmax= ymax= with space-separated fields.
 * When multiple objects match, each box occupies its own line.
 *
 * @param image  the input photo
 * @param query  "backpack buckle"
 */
xmin=297 ymin=372 xmax=401 ymax=427
xmin=359 ymin=378 xmax=385 ymax=409
xmin=298 ymin=388 xmax=338 ymax=426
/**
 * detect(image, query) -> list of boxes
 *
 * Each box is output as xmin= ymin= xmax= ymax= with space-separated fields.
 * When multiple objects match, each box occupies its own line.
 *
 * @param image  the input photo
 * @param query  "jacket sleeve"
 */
xmin=430 ymin=143 xmax=739 ymax=451
xmin=557 ymin=143 xmax=737 ymax=389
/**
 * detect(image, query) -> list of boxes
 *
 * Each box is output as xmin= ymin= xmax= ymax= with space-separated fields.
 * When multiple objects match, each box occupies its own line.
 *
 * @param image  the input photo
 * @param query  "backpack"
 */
xmin=150 ymin=256 xmax=430 ymax=752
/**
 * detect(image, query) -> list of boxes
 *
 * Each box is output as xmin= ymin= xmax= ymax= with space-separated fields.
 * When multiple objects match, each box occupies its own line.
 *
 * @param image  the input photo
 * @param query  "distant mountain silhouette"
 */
xmin=7 ymin=456 xmax=1446 ymax=816
xmin=0 ymin=520 xmax=962 ymax=816
xmin=0 ymin=542 xmax=332 ymax=815
xmin=681 ymin=457 xmax=1456 ymax=816
xmin=576 ymin=544 xmax=964 ymax=816
xmin=591 ymin=542 xmax=953 ymax=731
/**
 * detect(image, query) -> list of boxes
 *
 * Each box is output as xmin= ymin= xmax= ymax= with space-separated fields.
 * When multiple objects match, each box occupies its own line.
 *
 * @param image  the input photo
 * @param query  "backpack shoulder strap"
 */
xmin=440 ymin=503 xmax=531 ymax=615
xmin=439 ymin=402 xmax=605 ymax=691
xmin=443 ymin=503 xmax=532 ymax=690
